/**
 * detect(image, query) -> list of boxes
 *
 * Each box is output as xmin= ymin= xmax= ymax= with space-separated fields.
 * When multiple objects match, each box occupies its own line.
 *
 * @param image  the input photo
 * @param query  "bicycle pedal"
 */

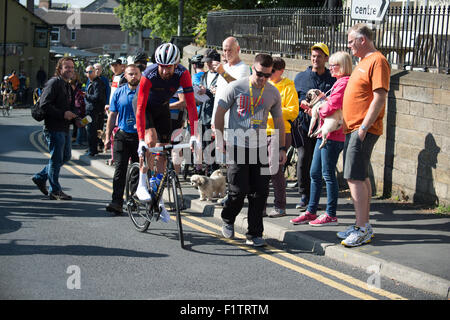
xmin=127 ymin=200 xmax=137 ymax=210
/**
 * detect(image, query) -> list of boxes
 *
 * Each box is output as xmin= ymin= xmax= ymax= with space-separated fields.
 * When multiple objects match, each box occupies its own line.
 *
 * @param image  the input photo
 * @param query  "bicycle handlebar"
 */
xmin=148 ymin=143 xmax=190 ymax=153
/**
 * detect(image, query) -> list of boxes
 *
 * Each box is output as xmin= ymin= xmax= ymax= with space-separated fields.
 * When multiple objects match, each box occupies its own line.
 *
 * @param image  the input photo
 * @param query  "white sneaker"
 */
xmin=341 ymin=227 xmax=372 ymax=247
xmin=337 ymin=224 xmax=374 ymax=240
xmin=159 ymin=200 xmax=170 ymax=223
xmin=136 ymin=185 xmax=152 ymax=202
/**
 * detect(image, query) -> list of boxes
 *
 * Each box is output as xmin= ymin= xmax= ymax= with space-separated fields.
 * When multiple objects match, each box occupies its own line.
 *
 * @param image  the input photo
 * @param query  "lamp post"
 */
xmin=177 ymin=0 xmax=183 ymax=36
xmin=2 ymin=0 xmax=8 ymax=79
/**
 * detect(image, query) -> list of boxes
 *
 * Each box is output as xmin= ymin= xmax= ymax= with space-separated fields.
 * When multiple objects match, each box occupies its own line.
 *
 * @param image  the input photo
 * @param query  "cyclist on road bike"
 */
xmin=1 ymin=76 xmax=13 ymax=108
xmin=135 ymin=43 xmax=199 ymax=202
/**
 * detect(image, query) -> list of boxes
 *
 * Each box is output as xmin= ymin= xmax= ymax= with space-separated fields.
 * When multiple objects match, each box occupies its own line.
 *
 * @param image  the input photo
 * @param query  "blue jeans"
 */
xmin=33 ymin=130 xmax=72 ymax=193
xmin=75 ymin=127 xmax=87 ymax=145
xmin=307 ymin=138 xmax=344 ymax=217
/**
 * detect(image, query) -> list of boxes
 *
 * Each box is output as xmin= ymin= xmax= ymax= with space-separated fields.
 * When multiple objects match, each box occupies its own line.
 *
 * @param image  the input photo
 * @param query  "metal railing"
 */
xmin=207 ymin=6 xmax=450 ymax=73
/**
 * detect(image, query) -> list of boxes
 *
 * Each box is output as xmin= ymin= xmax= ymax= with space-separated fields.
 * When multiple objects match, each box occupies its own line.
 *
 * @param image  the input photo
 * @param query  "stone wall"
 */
xmin=183 ymin=45 xmax=450 ymax=206
xmin=376 ymin=71 xmax=450 ymax=206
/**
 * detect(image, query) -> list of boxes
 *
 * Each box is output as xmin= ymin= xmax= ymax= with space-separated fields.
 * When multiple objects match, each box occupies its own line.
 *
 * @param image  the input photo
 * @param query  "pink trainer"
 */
xmin=290 ymin=211 xmax=317 ymax=225
xmin=309 ymin=213 xmax=338 ymax=227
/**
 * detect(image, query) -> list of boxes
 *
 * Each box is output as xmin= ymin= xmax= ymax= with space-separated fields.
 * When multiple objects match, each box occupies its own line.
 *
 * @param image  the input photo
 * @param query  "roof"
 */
xmin=8 ymin=0 xmax=49 ymax=27
xmin=34 ymin=8 xmax=120 ymax=26
xmin=50 ymin=46 xmax=98 ymax=58
xmin=83 ymin=0 xmax=120 ymax=13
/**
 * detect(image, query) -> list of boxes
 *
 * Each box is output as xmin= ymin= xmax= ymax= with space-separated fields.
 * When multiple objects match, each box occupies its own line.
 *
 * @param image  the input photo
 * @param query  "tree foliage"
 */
xmin=114 ymin=0 xmax=324 ymax=42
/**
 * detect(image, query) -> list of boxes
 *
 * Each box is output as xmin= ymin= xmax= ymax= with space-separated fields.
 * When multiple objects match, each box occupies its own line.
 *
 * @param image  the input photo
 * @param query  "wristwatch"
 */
xmin=361 ymin=124 xmax=368 ymax=131
xmin=221 ymin=72 xmax=228 ymax=78
xmin=279 ymin=146 xmax=287 ymax=152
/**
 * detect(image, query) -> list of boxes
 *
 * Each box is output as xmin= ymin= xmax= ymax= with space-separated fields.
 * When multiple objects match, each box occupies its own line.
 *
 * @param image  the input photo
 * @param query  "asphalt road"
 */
xmin=0 ymin=110 xmax=443 ymax=308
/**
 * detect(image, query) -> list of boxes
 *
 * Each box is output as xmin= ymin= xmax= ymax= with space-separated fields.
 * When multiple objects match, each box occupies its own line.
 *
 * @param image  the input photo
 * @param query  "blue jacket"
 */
xmin=294 ymin=66 xmax=336 ymax=134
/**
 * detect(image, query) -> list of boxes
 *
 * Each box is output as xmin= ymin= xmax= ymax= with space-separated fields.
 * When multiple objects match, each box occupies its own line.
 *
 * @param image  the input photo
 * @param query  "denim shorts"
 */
xmin=343 ymin=130 xmax=379 ymax=181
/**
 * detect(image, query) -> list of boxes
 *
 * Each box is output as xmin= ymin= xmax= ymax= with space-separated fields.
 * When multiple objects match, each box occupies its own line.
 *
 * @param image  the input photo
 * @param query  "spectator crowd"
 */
xmin=30 ymin=22 xmax=390 ymax=248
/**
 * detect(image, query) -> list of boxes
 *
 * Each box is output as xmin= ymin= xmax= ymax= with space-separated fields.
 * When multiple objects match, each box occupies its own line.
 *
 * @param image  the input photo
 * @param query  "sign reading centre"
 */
xmin=351 ymin=0 xmax=390 ymax=22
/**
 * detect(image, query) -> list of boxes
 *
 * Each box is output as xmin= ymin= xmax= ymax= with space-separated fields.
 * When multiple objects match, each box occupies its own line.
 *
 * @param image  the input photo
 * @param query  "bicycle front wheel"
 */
xmin=167 ymin=172 xmax=184 ymax=248
xmin=125 ymin=162 xmax=150 ymax=232
xmin=165 ymin=172 xmax=184 ymax=212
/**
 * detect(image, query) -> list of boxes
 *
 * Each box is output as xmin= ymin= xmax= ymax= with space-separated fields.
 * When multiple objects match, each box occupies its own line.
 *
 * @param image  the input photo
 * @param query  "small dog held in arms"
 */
xmin=306 ymin=89 xmax=343 ymax=149
xmin=190 ymin=169 xmax=226 ymax=201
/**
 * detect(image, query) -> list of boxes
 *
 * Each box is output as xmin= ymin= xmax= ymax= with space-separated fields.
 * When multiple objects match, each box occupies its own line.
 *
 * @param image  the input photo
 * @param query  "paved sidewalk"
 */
xmin=71 ymin=148 xmax=450 ymax=298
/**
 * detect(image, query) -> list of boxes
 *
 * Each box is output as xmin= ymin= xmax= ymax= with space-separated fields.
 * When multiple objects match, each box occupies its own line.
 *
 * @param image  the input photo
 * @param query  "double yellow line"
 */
xmin=30 ymin=130 xmax=407 ymax=300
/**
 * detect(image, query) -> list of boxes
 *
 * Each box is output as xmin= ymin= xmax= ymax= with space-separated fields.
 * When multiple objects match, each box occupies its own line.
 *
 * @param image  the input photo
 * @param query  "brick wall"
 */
xmin=184 ymin=45 xmax=450 ymax=206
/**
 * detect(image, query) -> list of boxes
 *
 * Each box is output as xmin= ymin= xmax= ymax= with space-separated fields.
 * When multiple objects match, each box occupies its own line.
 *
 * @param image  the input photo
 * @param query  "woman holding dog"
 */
xmin=290 ymin=51 xmax=351 ymax=226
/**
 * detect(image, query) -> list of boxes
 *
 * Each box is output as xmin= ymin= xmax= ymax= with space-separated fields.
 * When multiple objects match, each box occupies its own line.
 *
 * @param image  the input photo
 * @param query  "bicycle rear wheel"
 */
xmin=125 ymin=162 xmax=151 ymax=232
xmin=167 ymin=172 xmax=184 ymax=248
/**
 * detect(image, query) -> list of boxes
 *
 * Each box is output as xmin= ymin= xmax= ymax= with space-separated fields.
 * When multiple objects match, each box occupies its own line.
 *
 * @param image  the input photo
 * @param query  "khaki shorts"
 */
xmin=343 ymin=130 xmax=379 ymax=181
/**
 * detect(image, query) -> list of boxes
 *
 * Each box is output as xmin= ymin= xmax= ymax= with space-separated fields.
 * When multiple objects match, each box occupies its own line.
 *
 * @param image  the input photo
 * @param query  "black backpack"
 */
xmin=31 ymin=88 xmax=45 ymax=122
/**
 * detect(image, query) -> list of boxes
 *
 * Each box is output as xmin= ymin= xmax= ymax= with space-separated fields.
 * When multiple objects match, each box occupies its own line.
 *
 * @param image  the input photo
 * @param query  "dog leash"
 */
xmin=310 ymin=87 xmax=333 ymax=107
xmin=324 ymin=87 xmax=333 ymax=96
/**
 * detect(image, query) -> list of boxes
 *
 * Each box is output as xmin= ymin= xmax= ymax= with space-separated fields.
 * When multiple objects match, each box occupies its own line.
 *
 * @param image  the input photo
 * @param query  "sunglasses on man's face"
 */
xmin=253 ymin=67 xmax=273 ymax=78
xmin=85 ymin=70 xmax=93 ymax=74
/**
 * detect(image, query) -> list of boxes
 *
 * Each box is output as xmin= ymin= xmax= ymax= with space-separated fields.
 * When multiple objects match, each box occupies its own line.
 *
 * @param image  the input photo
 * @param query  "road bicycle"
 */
xmin=0 ymin=104 xmax=11 ymax=117
xmin=125 ymin=143 xmax=189 ymax=248
xmin=1 ymin=92 xmax=13 ymax=117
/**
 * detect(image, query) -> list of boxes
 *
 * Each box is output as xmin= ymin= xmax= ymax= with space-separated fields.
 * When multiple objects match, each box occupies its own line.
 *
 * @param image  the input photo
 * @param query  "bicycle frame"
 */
xmin=127 ymin=142 xmax=189 ymax=248
xmin=143 ymin=143 xmax=188 ymax=219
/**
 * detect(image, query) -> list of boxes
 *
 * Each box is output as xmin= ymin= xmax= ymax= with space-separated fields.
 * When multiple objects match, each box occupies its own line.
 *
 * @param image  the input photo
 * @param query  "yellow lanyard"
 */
xmin=249 ymin=79 xmax=265 ymax=116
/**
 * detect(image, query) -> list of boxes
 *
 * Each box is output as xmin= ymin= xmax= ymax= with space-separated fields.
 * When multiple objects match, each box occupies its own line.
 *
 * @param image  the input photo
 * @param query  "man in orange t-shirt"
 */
xmin=340 ymin=23 xmax=390 ymax=248
xmin=7 ymin=70 xmax=20 ymax=105
xmin=8 ymin=71 xmax=20 ymax=91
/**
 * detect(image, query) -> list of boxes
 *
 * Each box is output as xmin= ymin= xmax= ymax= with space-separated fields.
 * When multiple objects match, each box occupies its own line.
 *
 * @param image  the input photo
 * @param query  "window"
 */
xmin=128 ymin=33 xmax=139 ymax=45
xmin=51 ymin=27 xmax=60 ymax=43
xmin=71 ymin=29 xmax=76 ymax=41
xmin=34 ymin=26 xmax=49 ymax=48
xmin=0 ymin=44 xmax=24 ymax=56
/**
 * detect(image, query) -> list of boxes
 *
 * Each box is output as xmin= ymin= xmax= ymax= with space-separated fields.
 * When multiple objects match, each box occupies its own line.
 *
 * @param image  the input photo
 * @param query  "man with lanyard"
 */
xmin=104 ymin=64 xmax=141 ymax=215
xmin=214 ymin=53 xmax=286 ymax=247
xmin=135 ymin=43 xmax=199 ymax=202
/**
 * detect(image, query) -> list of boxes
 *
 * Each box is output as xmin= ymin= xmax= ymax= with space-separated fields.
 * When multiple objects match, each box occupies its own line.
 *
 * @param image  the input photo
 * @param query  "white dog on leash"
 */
xmin=306 ymin=89 xmax=343 ymax=149
xmin=190 ymin=169 xmax=226 ymax=201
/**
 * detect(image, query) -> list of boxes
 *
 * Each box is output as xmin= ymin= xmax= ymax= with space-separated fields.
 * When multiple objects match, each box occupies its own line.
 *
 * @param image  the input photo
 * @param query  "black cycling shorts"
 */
xmin=145 ymin=102 xmax=171 ymax=143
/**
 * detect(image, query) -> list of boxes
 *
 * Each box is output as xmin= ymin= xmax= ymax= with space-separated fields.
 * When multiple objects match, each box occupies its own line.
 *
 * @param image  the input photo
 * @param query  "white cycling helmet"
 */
xmin=154 ymin=43 xmax=180 ymax=65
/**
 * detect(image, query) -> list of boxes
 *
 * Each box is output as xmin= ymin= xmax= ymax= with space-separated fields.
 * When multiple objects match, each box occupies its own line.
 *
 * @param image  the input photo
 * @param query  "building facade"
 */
xmin=34 ymin=0 xmax=148 ymax=59
xmin=0 ymin=0 xmax=50 ymax=88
